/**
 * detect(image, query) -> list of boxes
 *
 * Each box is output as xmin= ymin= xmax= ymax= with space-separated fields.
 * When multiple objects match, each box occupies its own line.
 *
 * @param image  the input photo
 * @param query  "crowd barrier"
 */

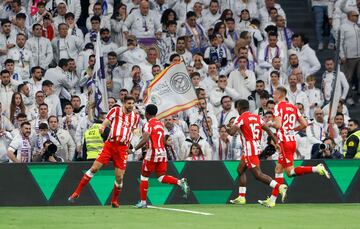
xmin=0 ymin=160 xmax=359 ymax=206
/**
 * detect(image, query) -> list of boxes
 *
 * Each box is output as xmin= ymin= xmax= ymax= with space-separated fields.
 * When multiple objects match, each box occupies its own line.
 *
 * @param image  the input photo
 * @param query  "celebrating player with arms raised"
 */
xmin=68 ymin=96 xmax=140 ymax=208
xmin=227 ymin=99 xmax=287 ymax=205
xmin=258 ymin=87 xmax=330 ymax=208
xmin=129 ymin=104 xmax=190 ymax=208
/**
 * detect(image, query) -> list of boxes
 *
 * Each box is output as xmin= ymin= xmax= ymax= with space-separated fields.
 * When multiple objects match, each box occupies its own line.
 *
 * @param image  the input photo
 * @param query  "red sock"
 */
xmin=293 ymin=166 xmax=313 ymax=176
xmin=111 ymin=184 xmax=121 ymax=203
xmin=140 ymin=180 xmax=149 ymax=201
xmin=74 ymin=174 xmax=92 ymax=195
xmin=160 ymin=175 xmax=178 ymax=185
xmin=271 ymin=176 xmax=284 ymax=197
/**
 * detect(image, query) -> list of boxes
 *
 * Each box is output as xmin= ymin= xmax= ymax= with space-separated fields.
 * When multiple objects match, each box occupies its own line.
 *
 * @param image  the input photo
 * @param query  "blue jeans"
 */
xmin=313 ymin=6 xmax=327 ymax=44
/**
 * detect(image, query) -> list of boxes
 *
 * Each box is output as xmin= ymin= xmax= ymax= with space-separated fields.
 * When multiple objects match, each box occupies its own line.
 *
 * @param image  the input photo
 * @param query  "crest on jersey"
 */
xmin=170 ymin=72 xmax=192 ymax=94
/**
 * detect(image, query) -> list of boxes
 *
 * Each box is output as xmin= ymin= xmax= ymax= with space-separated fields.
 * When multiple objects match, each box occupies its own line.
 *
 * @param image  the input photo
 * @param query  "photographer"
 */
xmin=32 ymin=140 xmax=59 ymax=162
xmin=311 ymin=137 xmax=344 ymax=159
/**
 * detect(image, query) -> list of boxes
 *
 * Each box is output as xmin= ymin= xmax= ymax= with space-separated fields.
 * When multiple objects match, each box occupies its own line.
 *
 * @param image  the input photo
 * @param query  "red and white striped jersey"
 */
xmin=143 ymin=118 xmax=167 ymax=162
xmin=106 ymin=106 xmax=140 ymax=145
xmin=274 ymin=101 xmax=302 ymax=142
xmin=234 ymin=111 xmax=264 ymax=156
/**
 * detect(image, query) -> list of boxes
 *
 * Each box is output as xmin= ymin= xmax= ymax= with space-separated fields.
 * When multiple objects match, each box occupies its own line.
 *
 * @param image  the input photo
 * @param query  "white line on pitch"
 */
xmin=147 ymin=206 xmax=214 ymax=216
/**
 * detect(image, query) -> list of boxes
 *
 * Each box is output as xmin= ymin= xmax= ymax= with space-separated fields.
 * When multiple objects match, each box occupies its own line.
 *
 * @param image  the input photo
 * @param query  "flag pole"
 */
xmin=327 ymin=31 xmax=341 ymax=138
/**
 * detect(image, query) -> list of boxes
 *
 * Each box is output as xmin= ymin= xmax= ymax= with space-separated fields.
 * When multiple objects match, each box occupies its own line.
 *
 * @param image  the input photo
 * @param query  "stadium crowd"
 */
xmin=0 ymin=0 xmax=360 ymax=163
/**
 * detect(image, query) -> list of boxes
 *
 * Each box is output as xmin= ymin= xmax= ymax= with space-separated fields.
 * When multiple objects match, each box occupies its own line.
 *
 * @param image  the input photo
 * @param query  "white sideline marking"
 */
xmin=147 ymin=205 xmax=214 ymax=216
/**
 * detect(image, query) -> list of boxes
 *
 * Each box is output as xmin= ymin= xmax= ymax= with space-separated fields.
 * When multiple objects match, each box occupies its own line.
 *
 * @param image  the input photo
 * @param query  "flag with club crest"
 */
xmin=144 ymin=62 xmax=198 ymax=119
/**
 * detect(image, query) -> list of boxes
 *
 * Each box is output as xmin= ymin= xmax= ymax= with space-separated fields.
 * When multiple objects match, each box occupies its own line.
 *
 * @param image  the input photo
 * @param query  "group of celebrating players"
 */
xmin=68 ymin=85 xmax=330 ymax=208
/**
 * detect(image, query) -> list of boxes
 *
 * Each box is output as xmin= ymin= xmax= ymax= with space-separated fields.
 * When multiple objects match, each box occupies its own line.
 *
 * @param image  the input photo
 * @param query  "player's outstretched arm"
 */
xmin=294 ymin=116 xmax=308 ymax=132
xmin=128 ymin=132 xmax=150 ymax=154
xmin=262 ymin=125 xmax=278 ymax=146
xmin=270 ymin=117 xmax=282 ymax=129
xmin=226 ymin=124 xmax=239 ymax=136
xmin=99 ymin=118 xmax=111 ymax=134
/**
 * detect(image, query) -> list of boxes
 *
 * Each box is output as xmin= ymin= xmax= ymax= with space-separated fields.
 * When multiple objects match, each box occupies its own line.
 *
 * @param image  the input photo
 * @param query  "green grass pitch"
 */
xmin=0 ymin=204 xmax=358 ymax=229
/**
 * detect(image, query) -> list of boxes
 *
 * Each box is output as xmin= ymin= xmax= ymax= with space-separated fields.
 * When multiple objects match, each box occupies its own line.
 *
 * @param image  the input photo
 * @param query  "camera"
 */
xmin=43 ymin=140 xmax=57 ymax=159
xmin=319 ymin=143 xmax=330 ymax=151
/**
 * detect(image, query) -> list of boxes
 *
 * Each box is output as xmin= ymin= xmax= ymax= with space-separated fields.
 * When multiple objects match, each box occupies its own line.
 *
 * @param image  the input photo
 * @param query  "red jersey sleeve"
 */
xmin=234 ymin=115 xmax=244 ymax=128
xmin=105 ymin=107 xmax=118 ymax=121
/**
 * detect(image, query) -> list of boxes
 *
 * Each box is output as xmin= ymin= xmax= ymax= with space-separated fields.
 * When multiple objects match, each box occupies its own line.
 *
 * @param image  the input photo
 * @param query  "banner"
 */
xmin=93 ymin=33 xmax=109 ymax=117
xmin=144 ymin=62 xmax=198 ymax=119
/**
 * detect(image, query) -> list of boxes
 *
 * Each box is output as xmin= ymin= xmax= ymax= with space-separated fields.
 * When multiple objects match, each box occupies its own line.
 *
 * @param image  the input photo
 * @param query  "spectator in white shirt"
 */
xmin=276 ymin=15 xmax=293 ymax=50
xmin=291 ymin=33 xmax=321 ymax=77
xmin=286 ymin=53 xmax=308 ymax=79
xmin=28 ymin=66 xmax=43 ymax=99
xmin=258 ymin=32 xmax=286 ymax=75
xmin=99 ymin=28 xmax=118 ymax=64
xmin=7 ymin=33 xmax=32 ymax=81
xmin=180 ymin=11 xmax=208 ymax=54
xmin=0 ymin=19 xmax=17 ymax=66
xmin=25 ymin=23 xmax=53 ymax=70
xmin=43 ymin=59 xmax=72 ymax=99
xmin=259 ymin=0 xmax=286 ymax=26
xmin=173 ymin=0 xmax=196 ymax=22
xmin=123 ymin=0 xmax=162 ymax=40
xmin=86 ymin=2 xmax=111 ymax=31
xmin=234 ymin=0 xmax=259 ymax=20
xmin=51 ymin=23 xmax=83 ymax=65
xmin=228 ymin=56 xmax=256 ymax=100
xmin=321 ymin=58 xmax=349 ymax=105
xmin=169 ymin=36 xmax=193 ymax=66
xmin=65 ymin=12 xmax=84 ymax=43
xmin=262 ymin=56 xmax=287 ymax=86
xmin=42 ymin=80 xmax=62 ymax=118
xmin=202 ymin=0 xmax=221 ymax=31
xmin=287 ymin=74 xmax=310 ymax=117
xmin=84 ymin=16 xmax=101 ymax=45
xmin=53 ymin=2 xmax=67 ymax=35
xmin=0 ymin=70 xmax=18 ymax=119
xmin=305 ymin=75 xmax=324 ymax=119
xmin=210 ymin=74 xmax=240 ymax=112
xmin=339 ymin=10 xmax=360 ymax=105
xmin=110 ymin=3 xmax=127 ymax=47
xmin=266 ymin=70 xmax=283 ymax=97
xmin=116 ymin=35 xmax=147 ymax=65
xmin=216 ymin=95 xmax=238 ymax=126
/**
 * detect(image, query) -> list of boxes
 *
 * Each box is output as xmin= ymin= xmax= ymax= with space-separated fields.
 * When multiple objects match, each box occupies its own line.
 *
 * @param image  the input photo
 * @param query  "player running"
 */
xmin=227 ymin=99 xmax=288 ymax=205
xmin=68 ymin=96 xmax=140 ymax=208
xmin=129 ymin=104 xmax=190 ymax=208
xmin=258 ymin=87 xmax=330 ymax=208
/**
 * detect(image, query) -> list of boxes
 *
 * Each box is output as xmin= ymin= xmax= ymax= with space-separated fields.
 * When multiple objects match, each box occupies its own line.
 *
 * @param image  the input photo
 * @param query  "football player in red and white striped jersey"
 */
xmin=259 ymin=86 xmax=330 ymax=208
xmin=129 ymin=104 xmax=190 ymax=208
xmin=227 ymin=99 xmax=287 ymax=206
xmin=68 ymin=96 xmax=140 ymax=208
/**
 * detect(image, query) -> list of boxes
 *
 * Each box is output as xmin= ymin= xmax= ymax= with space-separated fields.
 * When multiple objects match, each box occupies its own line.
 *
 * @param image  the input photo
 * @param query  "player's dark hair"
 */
xmin=235 ymin=99 xmax=249 ymax=110
xmin=145 ymin=104 xmax=158 ymax=116
xmin=124 ymin=95 xmax=135 ymax=102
